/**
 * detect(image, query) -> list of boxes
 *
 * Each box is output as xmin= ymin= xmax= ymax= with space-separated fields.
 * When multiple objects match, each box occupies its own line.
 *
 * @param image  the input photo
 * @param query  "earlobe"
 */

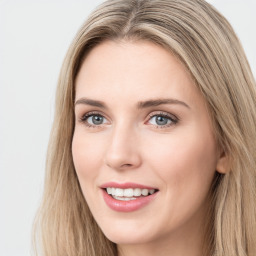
xmin=216 ymin=152 xmax=230 ymax=174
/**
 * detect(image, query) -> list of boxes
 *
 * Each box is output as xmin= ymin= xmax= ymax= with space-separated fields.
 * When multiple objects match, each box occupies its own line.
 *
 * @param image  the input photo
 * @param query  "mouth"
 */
xmin=100 ymin=182 xmax=159 ymax=212
xmin=104 ymin=187 xmax=158 ymax=201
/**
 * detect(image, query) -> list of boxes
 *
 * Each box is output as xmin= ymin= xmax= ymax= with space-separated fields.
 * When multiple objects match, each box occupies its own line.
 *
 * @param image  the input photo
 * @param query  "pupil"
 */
xmin=156 ymin=116 xmax=168 ymax=125
xmin=92 ymin=115 xmax=103 ymax=125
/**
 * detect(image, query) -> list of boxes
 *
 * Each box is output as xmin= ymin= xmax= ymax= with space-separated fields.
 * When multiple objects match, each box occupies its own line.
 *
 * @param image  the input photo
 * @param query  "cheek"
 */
xmin=145 ymin=126 xmax=217 ymax=212
xmin=146 ymin=129 xmax=217 ymax=175
xmin=72 ymin=130 xmax=104 ymax=186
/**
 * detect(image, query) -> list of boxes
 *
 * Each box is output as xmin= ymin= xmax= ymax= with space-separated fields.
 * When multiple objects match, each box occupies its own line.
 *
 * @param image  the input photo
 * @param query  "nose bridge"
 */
xmin=104 ymin=120 xmax=141 ymax=170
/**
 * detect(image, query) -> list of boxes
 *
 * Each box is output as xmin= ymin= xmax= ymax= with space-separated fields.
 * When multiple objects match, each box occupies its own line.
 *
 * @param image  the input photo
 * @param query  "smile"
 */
xmin=106 ymin=187 xmax=156 ymax=200
xmin=101 ymin=182 xmax=159 ymax=212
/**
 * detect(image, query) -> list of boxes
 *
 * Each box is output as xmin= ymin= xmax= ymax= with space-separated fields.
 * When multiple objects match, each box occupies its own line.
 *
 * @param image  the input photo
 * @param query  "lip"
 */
xmin=100 ymin=182 xmax=157 ymax=190
xmin=100 ymin=182 xmax=159 ymax=212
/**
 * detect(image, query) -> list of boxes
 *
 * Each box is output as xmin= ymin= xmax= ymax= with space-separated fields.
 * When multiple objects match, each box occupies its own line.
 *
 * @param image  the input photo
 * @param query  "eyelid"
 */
xmin=80 ymin=111 xmax=106 ymax=120
xmin=146 ymin=111 xmax=179 ymax=128
xmin=147 ymin=111 xmax=177 ymax=119
xmin=77 ymin=110 xmax=179 ymax=129
xmin=79 ymin=111 xmax=110 ymax=128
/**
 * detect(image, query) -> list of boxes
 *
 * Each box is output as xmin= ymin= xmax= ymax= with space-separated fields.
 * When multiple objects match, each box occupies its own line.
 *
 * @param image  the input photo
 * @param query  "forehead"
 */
xmin=75 ymin=40 xmax=203 ymax=107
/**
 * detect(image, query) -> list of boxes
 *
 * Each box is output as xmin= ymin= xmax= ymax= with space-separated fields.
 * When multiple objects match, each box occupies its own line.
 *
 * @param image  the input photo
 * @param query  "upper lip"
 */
xmin=100 ymin=182 xmax=158 ymax=190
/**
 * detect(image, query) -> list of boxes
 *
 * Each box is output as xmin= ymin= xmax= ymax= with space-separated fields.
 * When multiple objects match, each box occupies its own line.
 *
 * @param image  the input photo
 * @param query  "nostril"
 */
xmin=121 ymin=163 xmax=132 ymax=167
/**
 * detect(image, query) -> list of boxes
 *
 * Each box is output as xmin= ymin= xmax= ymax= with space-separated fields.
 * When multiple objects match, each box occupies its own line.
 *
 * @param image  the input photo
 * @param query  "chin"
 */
xmin=99 ymin=220 xmax=157 ymax=245
xmin=105 ymin=232 xmax=152 ymax=245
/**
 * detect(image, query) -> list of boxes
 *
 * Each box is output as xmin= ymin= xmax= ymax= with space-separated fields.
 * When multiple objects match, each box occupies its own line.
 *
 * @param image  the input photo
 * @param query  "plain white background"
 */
xmin=0 ymin=1 xmax=255 ymax=255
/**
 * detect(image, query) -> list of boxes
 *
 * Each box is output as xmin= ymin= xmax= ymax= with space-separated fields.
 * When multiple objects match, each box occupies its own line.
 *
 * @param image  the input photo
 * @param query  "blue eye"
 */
xmin=81 ymin=113 xmax=107 ymax=127
xmin=88 ymin=115 xmax=105 ymax=125
xmin=148 ymin=113 xmax=177 ymax=127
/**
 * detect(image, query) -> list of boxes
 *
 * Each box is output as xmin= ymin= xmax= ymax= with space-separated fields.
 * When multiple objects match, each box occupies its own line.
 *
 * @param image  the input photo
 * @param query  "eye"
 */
xmin=147 ymin=112 xmax=178 ymax=128
xmin=80 ymin=112 xmax=108 ymax=127
xmin=87 ymin=115 xmax=106 ymax=125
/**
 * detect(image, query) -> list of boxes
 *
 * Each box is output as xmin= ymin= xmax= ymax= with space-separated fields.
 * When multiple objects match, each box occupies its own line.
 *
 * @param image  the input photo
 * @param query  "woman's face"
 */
xmin=72 ymin=40 xmax=223 ymax=249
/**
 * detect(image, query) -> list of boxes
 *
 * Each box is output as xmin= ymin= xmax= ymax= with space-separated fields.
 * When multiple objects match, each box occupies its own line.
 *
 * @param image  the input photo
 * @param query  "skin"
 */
xmin=72 ymin=40 xmax=227 ymax=256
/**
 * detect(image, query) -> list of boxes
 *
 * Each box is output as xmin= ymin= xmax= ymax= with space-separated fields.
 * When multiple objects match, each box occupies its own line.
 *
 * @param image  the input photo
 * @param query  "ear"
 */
xmin=216 ymin=151 xmax=230 ymax=174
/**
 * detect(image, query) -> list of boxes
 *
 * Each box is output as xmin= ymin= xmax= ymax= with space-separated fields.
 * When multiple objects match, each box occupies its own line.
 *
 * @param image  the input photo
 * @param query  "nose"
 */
xmin=104 ymin=124 xmax=142 ymax=171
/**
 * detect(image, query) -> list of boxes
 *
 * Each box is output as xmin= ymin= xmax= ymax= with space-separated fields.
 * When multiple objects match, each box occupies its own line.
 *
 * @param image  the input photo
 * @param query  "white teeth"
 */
xmin=107 ymin=187 xmax=112 ymax=194
xmin=142 ymin=189 xmax=148 ymax=196
xmin=149 ymin=189 xmax=155 ymax=195
xmin=115 ymin=188 xmax=124 ymax=197
xmin=123 ymin=188 xmax=133 ymax=197
xmin=133 ymin=188 xmax=142 ymax=196
xmin=113 ymin=196 xmax=136 ymax=201
xmin=105 ymin=187 xmax=156 ymax=197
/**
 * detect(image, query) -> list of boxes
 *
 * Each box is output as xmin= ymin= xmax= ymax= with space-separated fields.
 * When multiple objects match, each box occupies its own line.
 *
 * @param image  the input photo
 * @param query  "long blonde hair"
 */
xmin=33 ymin=0 xmax=256 ymax=255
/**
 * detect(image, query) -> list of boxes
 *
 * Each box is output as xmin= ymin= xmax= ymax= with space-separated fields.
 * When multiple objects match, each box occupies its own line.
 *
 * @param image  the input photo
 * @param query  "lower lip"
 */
xmin=102 ymin=189 xmax=158 ymax=212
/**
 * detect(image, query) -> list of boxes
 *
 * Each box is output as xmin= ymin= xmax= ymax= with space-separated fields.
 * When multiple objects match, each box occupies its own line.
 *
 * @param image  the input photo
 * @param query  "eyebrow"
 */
xmin=137 ymin=98 xmax=190 ymax=109
xmin=74 ymin=97 xmax=190 ymax=109
xmin=75 ymin=98 xmax=107 ymax=108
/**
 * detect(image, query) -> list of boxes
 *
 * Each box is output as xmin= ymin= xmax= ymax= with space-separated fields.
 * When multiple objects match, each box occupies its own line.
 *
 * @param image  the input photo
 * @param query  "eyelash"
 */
xmin=147 ymin=111 xmax=178 ymax=128
xmin=79 ymin=111 xmax=179 ymax=129
xmin=79 ymin=111 xmax=107 ymax=129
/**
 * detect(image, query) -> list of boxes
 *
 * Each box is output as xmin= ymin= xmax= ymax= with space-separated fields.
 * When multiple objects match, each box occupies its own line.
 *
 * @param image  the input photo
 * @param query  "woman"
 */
xmin=33 ymin=0 xmax=256 ymax=255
